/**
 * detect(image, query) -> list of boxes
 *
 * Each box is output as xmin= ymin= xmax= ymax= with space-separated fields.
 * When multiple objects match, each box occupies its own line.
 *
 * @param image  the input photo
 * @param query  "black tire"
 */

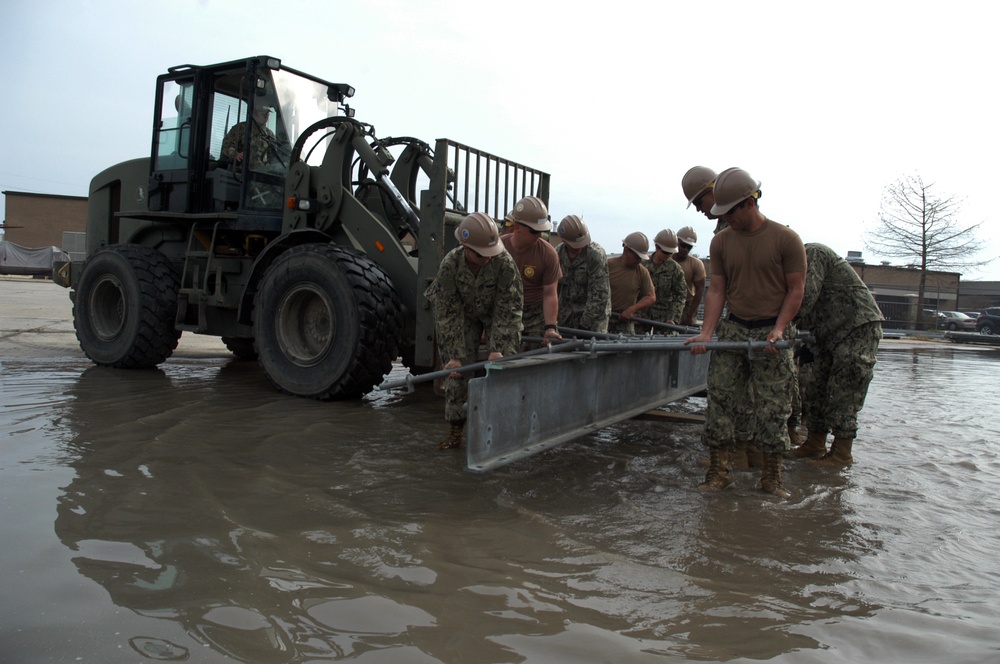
xmin=73 ymin=244 xmax=181 ymax=368
xmin=253 ymin=244 xmax=402 ymax=399
xmin=948 ymin=322 xmax=959 ymax=331
xmin=222 ymin=336 xmax=258 ymax=360
xmin=979 ymin=322 xmax=995 ymax=336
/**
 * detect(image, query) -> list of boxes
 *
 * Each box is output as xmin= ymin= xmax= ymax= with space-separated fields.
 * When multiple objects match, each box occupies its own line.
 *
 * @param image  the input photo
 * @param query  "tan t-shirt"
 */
xmin=501 ymin=234 xmax=562 ymax=307
xmin=709 ymin=219 xmax=806 ymax=320
xmin=675 ymin=254 xmax=707 ymax=301
xmin=607 ymin=255 xmax=655 ymax=312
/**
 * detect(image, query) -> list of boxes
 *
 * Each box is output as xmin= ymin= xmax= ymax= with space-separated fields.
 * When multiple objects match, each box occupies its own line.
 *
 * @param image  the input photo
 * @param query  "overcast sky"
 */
xmin=2 ymin=0 xmax=997 ymax=280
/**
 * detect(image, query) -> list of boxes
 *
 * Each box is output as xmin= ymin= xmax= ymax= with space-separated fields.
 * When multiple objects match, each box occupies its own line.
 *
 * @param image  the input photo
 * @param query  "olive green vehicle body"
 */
xmin=56 ymin=56 xmax=549 ymax=398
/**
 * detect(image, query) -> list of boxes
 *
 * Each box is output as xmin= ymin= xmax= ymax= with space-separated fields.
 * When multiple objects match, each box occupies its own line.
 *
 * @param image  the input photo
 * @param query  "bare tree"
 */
xmin=865 ymin=174 xmax=991 ymax=328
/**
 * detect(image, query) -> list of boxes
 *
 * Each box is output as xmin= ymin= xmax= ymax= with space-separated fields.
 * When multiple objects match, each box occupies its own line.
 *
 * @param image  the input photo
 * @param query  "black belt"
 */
xmin=727 ymin=313 xmax=778 ymax=329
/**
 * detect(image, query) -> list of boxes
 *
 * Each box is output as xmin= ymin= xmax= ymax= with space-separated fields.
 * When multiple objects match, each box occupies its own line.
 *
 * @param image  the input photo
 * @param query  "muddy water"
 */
xmin=2 ymin=345 xmax=999 ymax=663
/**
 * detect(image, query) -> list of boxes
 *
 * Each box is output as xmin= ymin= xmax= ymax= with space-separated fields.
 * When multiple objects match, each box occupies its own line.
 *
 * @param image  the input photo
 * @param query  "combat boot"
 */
xmin=791 ymin=431 xmax=828 ymax=459
xmin=698 ymin=448 xmax=733 ymax=492
xmin=809 ymin=437 xmax=854 ymax=467
xmin=731 ymin=440 xmax=750 ymax=470
xmin=787 ymin=422 xmax=803 ymax=449
xmin=438 ymin=421 xmax=465 ymax=450
xmin=760 ymin=453 xmax=791 ymax=499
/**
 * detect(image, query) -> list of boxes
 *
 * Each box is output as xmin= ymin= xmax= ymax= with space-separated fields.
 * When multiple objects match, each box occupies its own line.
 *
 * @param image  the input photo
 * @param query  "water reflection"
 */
xmin=38 ymin=345 xmax=1000 ymax=661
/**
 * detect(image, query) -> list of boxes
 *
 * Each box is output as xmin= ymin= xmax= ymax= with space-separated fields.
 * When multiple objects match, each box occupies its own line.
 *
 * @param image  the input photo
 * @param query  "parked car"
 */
xmin=976 ymin=307 xmax=1000 ymax=335
xmin=963 ymin=311 xmax=980 ymax=319
xmin=934 ymin=311 xmax=977 ymax=331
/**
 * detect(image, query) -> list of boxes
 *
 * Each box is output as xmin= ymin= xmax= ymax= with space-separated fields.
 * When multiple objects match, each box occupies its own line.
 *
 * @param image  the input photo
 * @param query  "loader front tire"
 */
xmin=73 ymin=244 xmax=181 ymax=368
xmin=253 ymin=244 xmax=402 ymax=399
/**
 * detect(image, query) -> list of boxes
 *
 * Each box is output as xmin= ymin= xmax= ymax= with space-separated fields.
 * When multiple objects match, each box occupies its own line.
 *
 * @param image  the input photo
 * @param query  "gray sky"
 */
xmin=2 ymin=0 xmax=997 ymax=279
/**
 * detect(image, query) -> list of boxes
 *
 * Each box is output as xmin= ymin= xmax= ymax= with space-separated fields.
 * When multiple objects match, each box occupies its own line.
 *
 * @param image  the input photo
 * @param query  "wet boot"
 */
xmin=698 ymin=448 xmax=733 ymax=492
xmin=791 ymin=431 xmax=828 ymax=459
xmin=809 ymin=437 xmax=854 ymax=467
xmin=760 ymin=453 xmax=791 ymax=499
xmin=438 ymin=421 xmax=465 ymax=450
xmin=787 ymin=422 xmax=803 ymax=449
xmin=731 ymin=440 xmax=750 ymax=470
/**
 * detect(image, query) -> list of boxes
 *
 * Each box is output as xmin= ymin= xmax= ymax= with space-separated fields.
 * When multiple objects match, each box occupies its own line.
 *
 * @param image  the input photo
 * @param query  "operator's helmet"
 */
xmin=681 ymin=166 xmax=718 ymax=208
xmin=557 ymin=214 xmax=591 ymax=249
xmin=504 ymin=195 xmax=551 ymax=232
xmin=653 ymin=229 xmax=679 ymax=254
xmin=710 ymin=167 xmax=762 ymax=216
xmin=676 ymin=226 xmax=698 ymax=246
xmin=455 ymin=212 xmax=505 ymax=256
xmin=622 ymin=231 xmax=650 ymax=260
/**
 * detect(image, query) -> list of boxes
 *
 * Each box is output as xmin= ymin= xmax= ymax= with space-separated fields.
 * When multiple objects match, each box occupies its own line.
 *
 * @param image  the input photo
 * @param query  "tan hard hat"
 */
xmin=654 ymin=229 xmax=679 ymax=254
xmin=455 ymin=212 xmax=505 ymax=256
xmin=504 ymin=195 xmax=551 ymax=232
xmin=622 ymin=231 xmax=650 ymax=260
xmin=682 ymin=166 xmax=718 ymax=208
xmin=557 ymin=214 xmax=591 ymax=249
xmin=676 ymin=226 xmax=697 ymax=246
xmin=710 ymin=167 xmax=761 ymax=216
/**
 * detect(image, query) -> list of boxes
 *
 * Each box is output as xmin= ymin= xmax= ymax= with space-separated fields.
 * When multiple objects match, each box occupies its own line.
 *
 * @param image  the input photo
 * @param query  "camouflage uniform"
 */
xmin=704 ymin=318 xmax=798 ymax=454
xmin=797 ymin=243 xmax=883 ymax=439
xmin=221 ymin=121 xmax=280 ymax=172
xmin=642 ymin=257 xmax=687 ymax=330
xmin=557 ymin=242 xmax=611 ymax=333
xmin=424 ymin=247 xmax=523 ymax=423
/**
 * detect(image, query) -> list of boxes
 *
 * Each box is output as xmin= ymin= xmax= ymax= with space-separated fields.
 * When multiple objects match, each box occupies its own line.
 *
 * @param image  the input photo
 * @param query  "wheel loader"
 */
xmin=53 ymin=55 xmax=549 ymax=399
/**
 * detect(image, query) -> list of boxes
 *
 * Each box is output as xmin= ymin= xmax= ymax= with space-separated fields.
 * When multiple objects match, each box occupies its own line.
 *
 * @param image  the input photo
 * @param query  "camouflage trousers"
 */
xmin=607 ymin=317 xmax=636 ymax=335
xmin=559 ymin=309 xmax=609 ymax=334
xmin=801 ymin=321 xmax=881 ymax=439
xmin=703 ymin=318 xmax=797 ymax=454
xmin=442 ymin=321 xmax=505 ymax=423
xmin=521 ymin=304 xmax=546 ymax=341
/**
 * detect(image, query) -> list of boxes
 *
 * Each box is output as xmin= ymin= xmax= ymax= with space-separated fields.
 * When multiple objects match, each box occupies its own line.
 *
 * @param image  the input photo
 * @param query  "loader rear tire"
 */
xmin=253 ymin=244 xmax=402 ymax=399
xmin=73 ymin=244 xmax=181 ymax=368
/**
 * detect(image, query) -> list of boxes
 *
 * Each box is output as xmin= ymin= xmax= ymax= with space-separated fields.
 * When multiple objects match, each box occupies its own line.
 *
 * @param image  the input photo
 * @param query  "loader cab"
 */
xmin=148 ymin=56 xmax=353 ymax=216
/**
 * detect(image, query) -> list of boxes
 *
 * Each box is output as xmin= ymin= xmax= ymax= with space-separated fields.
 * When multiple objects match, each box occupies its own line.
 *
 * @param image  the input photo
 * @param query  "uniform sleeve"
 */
xmin=798 ymin=244 xmax=830 ymax=321
xmin=582 ymin=245 xmax=611 ymax=330
xmin=487 ymin=255 xmax=524 ymax=356
xmin=667 ymin=264 xmax=687 ymax=323
xmin=427 ymin=251 xmax=467 ymax=361
xmin=221 ymin=124 xmax=242 ymax=161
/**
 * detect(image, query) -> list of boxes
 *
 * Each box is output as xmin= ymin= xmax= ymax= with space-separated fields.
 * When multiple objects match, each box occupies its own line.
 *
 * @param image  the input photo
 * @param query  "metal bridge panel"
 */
xmin=466 ymin=350 xmax=710 ymax=471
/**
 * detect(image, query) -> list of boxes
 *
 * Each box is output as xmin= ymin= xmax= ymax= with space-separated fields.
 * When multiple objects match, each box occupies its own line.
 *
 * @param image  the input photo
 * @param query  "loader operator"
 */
xmin=221 ymin=105 xmax=283 ymax=173
xmin=424 ymin=213 xmax=524 ymax=450
xmin=501 ymin=196 xmax=563 ymax=345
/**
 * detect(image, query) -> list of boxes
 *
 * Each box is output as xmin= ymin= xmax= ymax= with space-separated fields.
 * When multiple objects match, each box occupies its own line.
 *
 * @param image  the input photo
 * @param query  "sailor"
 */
xmin=607 ymin=232 xmax=656 ymax=335
xmin=672 ymin=226 xmax=707 ymax=327
xmin=685 ymin=167 xmax=806 ymax=498
xmin=641 ymin=229 xmax=687 ymax=331
xmin=554 ymin=215 xmax=611 ymax=333
xmin=424 ymin=213 xmax=523 ymax=450
xmin=789 ymin=242 xmax=883 ymax=466
xmin=501 ymin=196 xmax=563 ymax=345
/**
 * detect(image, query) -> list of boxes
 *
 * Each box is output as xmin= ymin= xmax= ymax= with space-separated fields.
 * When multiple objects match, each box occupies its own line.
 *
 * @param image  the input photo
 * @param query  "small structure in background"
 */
xmin=0 ymin=241 xmax=70 ymax=277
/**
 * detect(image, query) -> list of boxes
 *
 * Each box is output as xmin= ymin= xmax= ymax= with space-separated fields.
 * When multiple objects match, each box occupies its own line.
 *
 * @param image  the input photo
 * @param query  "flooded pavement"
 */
xmin=2 ymin=277 xmax=1000 ymax=662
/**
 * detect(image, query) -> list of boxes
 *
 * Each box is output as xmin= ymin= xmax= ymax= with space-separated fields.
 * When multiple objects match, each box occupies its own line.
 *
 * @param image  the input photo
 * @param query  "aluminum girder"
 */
xmin=465 ymin=347 xmax=710 ymax=471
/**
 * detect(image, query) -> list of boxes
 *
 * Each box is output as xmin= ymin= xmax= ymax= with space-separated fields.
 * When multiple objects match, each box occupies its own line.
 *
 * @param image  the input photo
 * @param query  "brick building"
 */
xmin=2 ymin=191 xmax=88 ymax=260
